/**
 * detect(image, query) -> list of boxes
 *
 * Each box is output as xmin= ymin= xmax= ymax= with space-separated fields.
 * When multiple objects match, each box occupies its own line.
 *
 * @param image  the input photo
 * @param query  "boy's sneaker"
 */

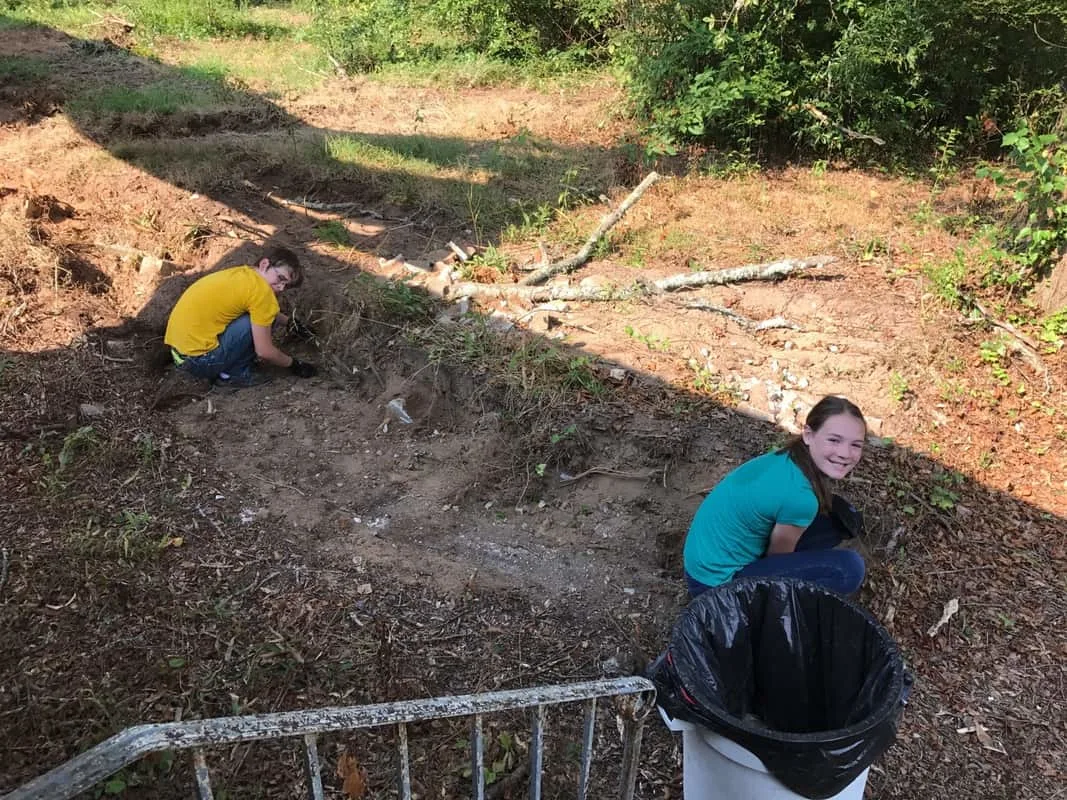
xmin=212 ymin=370 xmax=273 ymax=392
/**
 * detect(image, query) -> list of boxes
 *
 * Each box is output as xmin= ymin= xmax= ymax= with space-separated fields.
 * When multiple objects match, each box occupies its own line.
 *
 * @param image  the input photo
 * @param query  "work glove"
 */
xmin=289 ymin=357 xmax=317 ymax=378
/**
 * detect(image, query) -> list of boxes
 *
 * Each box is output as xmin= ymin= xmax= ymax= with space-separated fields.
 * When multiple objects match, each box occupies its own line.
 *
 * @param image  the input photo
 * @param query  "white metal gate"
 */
xmin=4 ymin=677 xmax=657 ymax=800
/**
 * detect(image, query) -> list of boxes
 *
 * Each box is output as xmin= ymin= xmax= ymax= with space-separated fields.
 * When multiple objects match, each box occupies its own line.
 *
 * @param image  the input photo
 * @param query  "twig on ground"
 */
xmin=218 ymin=216 xmax=273 ymax=239
xmin=521 ymin=172 xmax=661 ymax=285
xmin=559 ymin=466 xmax=663 ymax=484
xmin=682 ymin=300 xmax=800 ymax=331
xmin=966 ymin=296 xmax=1048 ymax=378
xmin=265 ymin=192 xmax=400 ymax=219
xmin=252 ymin=473 xmax=306 ymax=497
xmin=242 ymin=179 xmax=405 ymax=221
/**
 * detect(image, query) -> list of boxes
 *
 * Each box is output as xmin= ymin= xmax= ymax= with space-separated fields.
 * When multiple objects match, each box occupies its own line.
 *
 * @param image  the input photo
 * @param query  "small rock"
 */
xmin=609 ymin=368 xmax=628 ymax=382
xmin=487 ymin=312 xmax=514 ymax=333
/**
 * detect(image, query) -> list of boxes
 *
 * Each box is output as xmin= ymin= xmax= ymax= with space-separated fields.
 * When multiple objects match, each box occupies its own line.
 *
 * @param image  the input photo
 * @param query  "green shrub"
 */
xmin=977 ymin=123 xmax=1067 ymax=285
xmin=308 ymin=0 xmax=615 ymax=73
xmin=618 ymin=0 xmax=1067 ymax=159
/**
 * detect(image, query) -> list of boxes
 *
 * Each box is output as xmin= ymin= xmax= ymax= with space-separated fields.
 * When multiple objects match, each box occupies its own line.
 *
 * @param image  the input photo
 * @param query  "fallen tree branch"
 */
xmin=265 ymin=192 xmax=400 ymax=220
xmin=449 ymin=282 xmax=638 ymax=302
xmin=218 ymin=216 xmax=273 ymax=239
xmin=559 ymin=466 xmax=664 ymax=484
xmin=964 ymin=295 xmax=1047 ymax=378
xmin=682 ymin=300 xmax=800 ymax=331
xmin=451 ymin=255 xmax=834 ymax=302
xmin=241 ymin=179 xmax=405 ymax=221
xmin=803 ymin=103 xmax=886 ymax=146
xmin=654 ymin=256 xmax=834 ymax=291
xmin=520 ymin=172 xmax=661 ymax=285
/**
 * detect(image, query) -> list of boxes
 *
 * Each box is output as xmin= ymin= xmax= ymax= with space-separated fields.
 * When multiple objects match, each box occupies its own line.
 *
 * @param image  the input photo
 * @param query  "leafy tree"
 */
xmin=617 ymin=0 xmax=1067 ymax=159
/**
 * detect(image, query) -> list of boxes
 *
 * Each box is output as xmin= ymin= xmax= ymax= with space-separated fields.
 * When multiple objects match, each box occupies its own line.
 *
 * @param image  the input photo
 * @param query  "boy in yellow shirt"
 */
xmin=164 ymin=247 xmax=317 ymax=388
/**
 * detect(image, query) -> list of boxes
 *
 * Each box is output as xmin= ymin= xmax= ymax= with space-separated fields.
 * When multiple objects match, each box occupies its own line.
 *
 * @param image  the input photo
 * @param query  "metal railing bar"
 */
xmin=192 ymin=749 xmax=214 ymax=800
xmin=397 ymin=722 xmax=412 ymax=800
xmin=303 ymin=734 xmax=325 ymax=800
xmin=5 ymin=677 xmax=654 ymax=800
xmin=576 ymin=697 xmax=596 ymax=800
xmin=471 ymin=713 xmax=485 ymax=800
xmin=616 ymin=710 xmax=647 ymax=800
xmin=528 ymin=704 xmax=545 ymax=800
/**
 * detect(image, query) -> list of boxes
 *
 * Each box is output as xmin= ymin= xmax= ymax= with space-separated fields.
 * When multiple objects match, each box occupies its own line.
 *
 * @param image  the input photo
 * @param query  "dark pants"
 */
xmin=177 ymin=314 xmax=256 ymax=382
xmin=685 ymin=514 xmax=865 ymax=598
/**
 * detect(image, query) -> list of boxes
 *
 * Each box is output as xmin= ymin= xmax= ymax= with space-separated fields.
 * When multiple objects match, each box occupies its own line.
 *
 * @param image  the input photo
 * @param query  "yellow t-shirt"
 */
xmin=164 ymin=266 xmax=280 ymax=356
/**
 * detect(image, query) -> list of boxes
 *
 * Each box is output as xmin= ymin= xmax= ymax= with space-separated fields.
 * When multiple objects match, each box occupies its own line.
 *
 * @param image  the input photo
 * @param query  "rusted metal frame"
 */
xmin=192 ymin=749 xmax=213 ymax=800
xmin=576 ymin=698 xmax=597 ymax=800
xmin=5 ymin=677 xmax=655 ymax=800
xmin=396 ymin=722 xmax=412 ymax=800
xmin=303 ymin=734 xmax=325 ymax=800
xmin=471 ymin=713 xmax=485 ymax=800
xmin=528 ymin=704 xmax=545 ymax=800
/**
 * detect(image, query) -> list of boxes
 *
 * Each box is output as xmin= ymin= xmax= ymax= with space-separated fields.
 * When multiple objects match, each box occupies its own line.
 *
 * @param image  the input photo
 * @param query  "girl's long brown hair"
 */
xmin=779 ymin=395 xmax=866 ymax=512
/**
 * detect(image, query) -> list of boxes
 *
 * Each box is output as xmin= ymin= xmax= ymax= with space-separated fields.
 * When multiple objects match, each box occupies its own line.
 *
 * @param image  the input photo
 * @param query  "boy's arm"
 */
xmin=251 ymin=323 xmax=293 ymax=368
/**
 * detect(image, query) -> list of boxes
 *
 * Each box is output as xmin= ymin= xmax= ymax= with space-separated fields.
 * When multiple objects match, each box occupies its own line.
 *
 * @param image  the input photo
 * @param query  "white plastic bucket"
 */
xmin=659 ymin=707 xmax=870 ymax=800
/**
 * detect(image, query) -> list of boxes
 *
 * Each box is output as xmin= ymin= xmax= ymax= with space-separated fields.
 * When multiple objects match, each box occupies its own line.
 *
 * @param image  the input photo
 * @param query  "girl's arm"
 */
xmin=767 ymin=523 xmax=806 ymax=555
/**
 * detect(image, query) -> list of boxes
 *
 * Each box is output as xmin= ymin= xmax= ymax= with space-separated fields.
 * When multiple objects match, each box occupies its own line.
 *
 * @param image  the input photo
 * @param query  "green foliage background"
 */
xmin=307 ymin=0 xmax=617 ymax=72
xmin=619 ymin=0 xmax=1067 ymax=158
xmin=4 ymin=0 xmax=1065 ymax=161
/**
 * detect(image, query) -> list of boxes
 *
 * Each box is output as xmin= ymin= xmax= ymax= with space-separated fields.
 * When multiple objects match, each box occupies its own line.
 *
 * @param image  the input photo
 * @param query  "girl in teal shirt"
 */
xmin=683 ymin=395 xmax=867 ymax=597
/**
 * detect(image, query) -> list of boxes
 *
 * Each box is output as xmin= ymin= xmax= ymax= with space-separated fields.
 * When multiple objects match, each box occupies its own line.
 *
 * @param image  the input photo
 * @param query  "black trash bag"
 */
xmin=650 ymin=578 xmax=910 ymax=799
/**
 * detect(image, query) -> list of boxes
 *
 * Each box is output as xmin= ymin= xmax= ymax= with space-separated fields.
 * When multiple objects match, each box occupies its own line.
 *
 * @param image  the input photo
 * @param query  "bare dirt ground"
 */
xmin=1 ymin=19 xmax=1065 ymax=800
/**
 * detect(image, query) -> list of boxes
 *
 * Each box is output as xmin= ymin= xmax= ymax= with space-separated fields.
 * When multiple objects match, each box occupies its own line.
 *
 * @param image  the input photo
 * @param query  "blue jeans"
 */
xmin=176 ymin=314 xmax=256 ymax=382
xmin=685 ymin=514 xmax=865 ymax=598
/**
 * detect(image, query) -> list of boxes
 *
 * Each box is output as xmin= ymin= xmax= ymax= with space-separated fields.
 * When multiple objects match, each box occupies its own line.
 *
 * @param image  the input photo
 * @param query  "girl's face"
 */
xmin=802 ymin=412 xmax=866 ymax=479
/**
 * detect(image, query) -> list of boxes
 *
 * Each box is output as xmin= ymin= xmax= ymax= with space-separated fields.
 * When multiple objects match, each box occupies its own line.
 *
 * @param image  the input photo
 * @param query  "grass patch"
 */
xmin=314 ymin=220 xmax=350 ymax=247
xmin=0 ymin=54 xmax=53 ymax=81
xmin=68 ymin=80 xmax=232 ymax=114
xmin=324 ymin=133 xmax=473 ymax=173
xmin=374 ymin=53 xmax=603 ymax=91
xmin=0 ymin=4 xmax=100 ymax=32
xmin=169 ymin=39 xmax=331 ymax=94
xmin=3 ymin=0 xmax=294 ymax=39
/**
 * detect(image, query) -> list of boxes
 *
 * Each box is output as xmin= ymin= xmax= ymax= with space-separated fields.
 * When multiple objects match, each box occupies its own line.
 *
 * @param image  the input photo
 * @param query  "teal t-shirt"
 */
xmin=683 ymin=451 xmax=818 ymax=587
